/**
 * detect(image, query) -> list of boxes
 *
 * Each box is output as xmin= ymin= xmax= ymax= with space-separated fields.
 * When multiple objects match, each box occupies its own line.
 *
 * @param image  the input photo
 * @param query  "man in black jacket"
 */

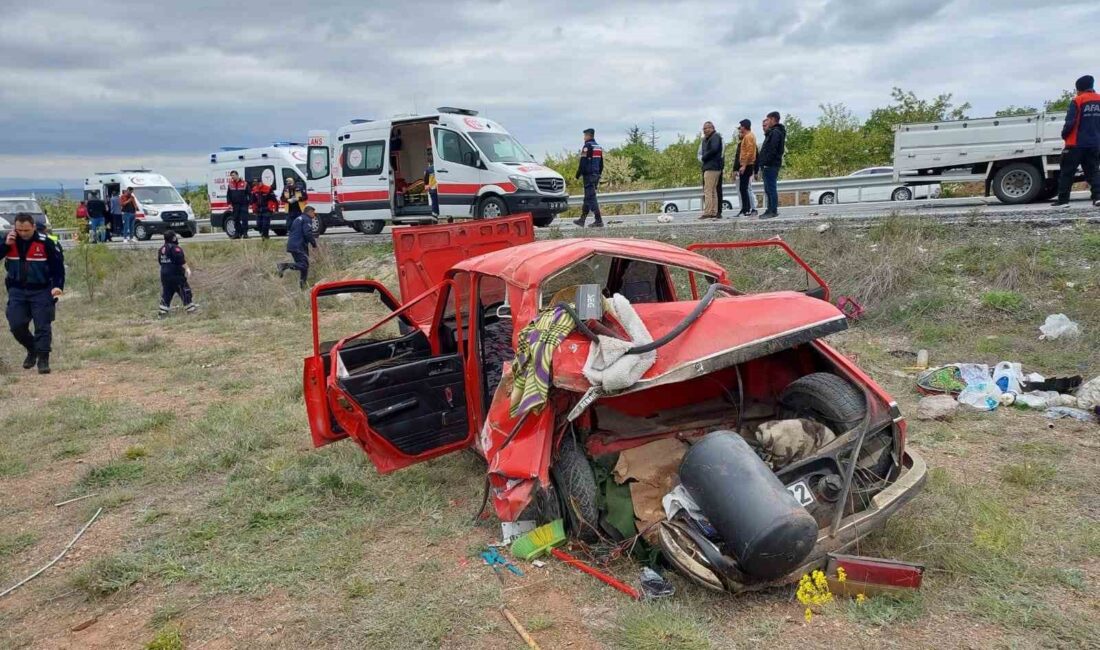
xmin=758 ymin=111 xmax=787 ymax=219
xmin=5 ymin=213 xmax=65 ymax=373
xmin=573 ymin=128 xmax=604 ymax=228
xmin=699 ymin=121 xmax=724 ymax=219
xmin=226 ymin=170 xmax=251 ymax=238
xmin=85 ymin=193 xmax=109 ymax=242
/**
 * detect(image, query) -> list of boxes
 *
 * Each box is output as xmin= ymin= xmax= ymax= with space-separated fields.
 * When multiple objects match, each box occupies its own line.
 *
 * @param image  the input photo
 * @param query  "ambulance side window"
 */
xmin=343 ymin=142 xmax=386 ymax=177
xmin=283 ymin=168 xmax=305 ymax=187
xmin=245 ymin=165 xmax=276 ymax=188
xmin=435 ymin=129 xmax=479 ymax=168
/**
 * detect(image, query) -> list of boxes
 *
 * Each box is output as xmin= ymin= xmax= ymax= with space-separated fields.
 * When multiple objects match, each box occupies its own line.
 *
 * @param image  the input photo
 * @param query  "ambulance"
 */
xmin=306 ymin=107 xmax=568 ymax=233
xmin=206 ymin=142 xmax=341 ymax=238
xmin=83 ymin=170 xmax=197 ymax=241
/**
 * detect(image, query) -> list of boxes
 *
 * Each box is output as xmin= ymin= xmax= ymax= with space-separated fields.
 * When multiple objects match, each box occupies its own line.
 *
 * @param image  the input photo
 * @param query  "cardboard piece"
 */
xmin=613 ymin=438 xmax=689 ymax=540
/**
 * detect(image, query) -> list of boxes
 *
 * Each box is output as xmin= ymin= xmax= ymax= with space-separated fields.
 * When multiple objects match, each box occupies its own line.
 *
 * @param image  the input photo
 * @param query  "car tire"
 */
xmin=532 ymin=214 xmax=556 ymax=227
xmin=179 ymin=228 xmax=195 ymax=238
xmin=353 ymin=220 xmax=385 ymax=235
xmin=664 ymin=204 xmax=679 ymax=213
xmin=224 ymin=216 xmax=239 ymax=239
xmin=778 ymin=372 xmax=866 ymax=435
xmin=476 ymin=196 xmax=509 ymax=219
xmin=134 ymin=223 xmax=152 ymax=241
xmin=992 ymin=162 xmax=1043 ymax=204
xmin=550 ymin=434 xmax=599 ymax=542
xmin=721 ymin=200 xmax=733 ymax=212
xmin=312 ymin=218 xmax=327 ymax=236
xmin=819 ymin=192 xmax=836 ymax=205
xmin=891 ymin=187 xmax=913 ymax=201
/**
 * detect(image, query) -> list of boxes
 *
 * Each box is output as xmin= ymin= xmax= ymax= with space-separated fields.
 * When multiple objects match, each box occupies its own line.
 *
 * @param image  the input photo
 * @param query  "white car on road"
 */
xmin=810 ymin=167 xmax=941 ymax=205
xmin=661 ymin=196 xmax=737 ymax=214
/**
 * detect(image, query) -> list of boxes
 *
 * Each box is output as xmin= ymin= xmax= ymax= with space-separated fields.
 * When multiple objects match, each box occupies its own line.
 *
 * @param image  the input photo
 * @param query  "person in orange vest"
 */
xmin=1052 ymin=75 xmax=1100 ymax=209
xmin=250 ymin=180 xmax=277 ymax=239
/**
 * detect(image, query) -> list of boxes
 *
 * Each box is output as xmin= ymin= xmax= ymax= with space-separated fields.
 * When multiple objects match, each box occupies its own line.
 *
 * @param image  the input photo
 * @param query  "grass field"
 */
xmin=1 ymin=218 xmax=1098 ymax=649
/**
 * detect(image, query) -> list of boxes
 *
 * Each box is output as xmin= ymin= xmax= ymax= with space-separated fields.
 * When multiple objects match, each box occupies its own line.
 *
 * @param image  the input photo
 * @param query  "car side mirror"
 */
xmin=495 ymin=304 xmax=512 ymax=320
xmin=186 ymin=199 xmax=191 ymax=205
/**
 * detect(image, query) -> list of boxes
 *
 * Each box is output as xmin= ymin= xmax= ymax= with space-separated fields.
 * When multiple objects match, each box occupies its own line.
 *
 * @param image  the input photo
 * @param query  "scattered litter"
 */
xmin=918 ymin=366 xmax=966 ymax=394
xmin=1066 ymin=281 xmax=1076 ymax=288
xmin=511 ymin=520 xmax=640 ymax=599
xmin=1023 ymin=375 xmax=1081 ymax=393
xmin=656 ymin=214 xmax=673 ymax=224
xmin=0 ymin=508 xmax=103 ymax=599
xmin=1015 ymin=391 xmax=1077 ymax=409
xmin=500 ymin=520 xmax=537 ymax=545
xmin=1043 ymin=407 xmax=1098 ymax=423
xmin=958 ymin=380 xmax=1001 ymax=411
xmin=1039 ymin=314 xmax=1081 ymax=340
xmin=481 ymin=547 xmax=524 ymax=579
xmin=992 ymin=362 xmax=1024 ymax=394
xmin=836 ymin=296 xmax=864 ymax=320
xmin=916 ymin=395 xmax=958 ymax=421
xmin=816 ymin=223 xmax=830 ymax=233
xmin=915 ymin=349 xmax=929 ymax=370
xmin=639 ymin=567 xmax=675 ymax=599
xmin=1076 ymin=375 xmax=1100 ymax=411
xmin=54 ymin=493 xmax=97 ymax=508
xmin=531 ymin=560 xmax=546 ymax=569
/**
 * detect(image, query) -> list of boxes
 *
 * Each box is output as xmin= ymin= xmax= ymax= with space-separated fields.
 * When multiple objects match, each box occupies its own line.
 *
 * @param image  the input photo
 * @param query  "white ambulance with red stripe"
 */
xmin=84 ymin=171 xmax=198 ymax=241
xmin=206 ymin=143 xmax=341 ymax=237
xmin=306 ymin=107 xmax=568 ymax=233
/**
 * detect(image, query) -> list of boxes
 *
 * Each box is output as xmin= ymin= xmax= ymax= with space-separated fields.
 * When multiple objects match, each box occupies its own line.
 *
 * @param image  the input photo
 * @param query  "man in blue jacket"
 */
xmin=573 ymin=128 xmax=604 ymax=228
xmin=277 ymin=206 xmax=318 ymax=289
xmin=1052 ymin=75 xmax=1100 ymax=209
xmin=5 ymin=213 xmax=65 ymax=374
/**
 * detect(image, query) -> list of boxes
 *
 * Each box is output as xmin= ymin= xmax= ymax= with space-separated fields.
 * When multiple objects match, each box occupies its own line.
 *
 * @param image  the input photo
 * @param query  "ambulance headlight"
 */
xmin=508 ymin=175 xmax=536 ymax=192
xmin=145 ymin=208 xmax=160 ymax=216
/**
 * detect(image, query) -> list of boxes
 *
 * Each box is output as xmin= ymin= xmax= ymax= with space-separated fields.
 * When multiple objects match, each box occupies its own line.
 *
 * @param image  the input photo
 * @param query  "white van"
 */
xmin=206 ymin=142 xmax=342 ymax=238
xmin=306 ymin=107 xmax=568 ymax=234
xmin=84 ymin=171 xmax=197 ymax=240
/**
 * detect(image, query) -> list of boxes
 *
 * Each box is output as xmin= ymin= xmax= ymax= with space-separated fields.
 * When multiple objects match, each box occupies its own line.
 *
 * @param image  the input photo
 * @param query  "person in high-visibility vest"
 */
xmin=423 ymin=146 xmax=439 ymax=218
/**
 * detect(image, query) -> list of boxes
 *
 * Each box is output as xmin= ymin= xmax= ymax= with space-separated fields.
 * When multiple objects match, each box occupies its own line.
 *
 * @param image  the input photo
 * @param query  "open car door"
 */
xmin=322 ymin=280 xmax=475 ymax=474
xmin=305 ymin=280 xmax=410 ymax=448
xmin=686 ymin=239 xmax=830 ymax=302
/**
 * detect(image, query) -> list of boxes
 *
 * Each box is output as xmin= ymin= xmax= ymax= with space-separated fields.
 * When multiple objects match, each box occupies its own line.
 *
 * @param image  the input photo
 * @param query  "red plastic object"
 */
xmin=836 ymin=296 xmax=864 ymax=320
xmin=551 ymin=548 xmax=640 ymax=600
xmin=828 ymin=554 xmax=924 ymax=589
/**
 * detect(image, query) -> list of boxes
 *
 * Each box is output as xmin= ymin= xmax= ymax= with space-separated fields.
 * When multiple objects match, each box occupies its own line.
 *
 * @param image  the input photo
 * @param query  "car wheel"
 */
xmin=819 ymin=192 xmax=836 ymax=205
xmin=664 ymin=203 xmax=679 ymax=213
xmin=532 ymin=214 xmax=556 ymax=227
xmin=353 ymin=220 xmax=385 ymax=235
xmin=134 ymin=223 xmax=152 ymax=241
xmin=312 ymin=217 xmax=327 ymax=236
xmin=992 ymin=162 xmax=1043 ymax=204
xmin=778 ymin=372 xmax=866 ymax=435
xmin=721 ymin=200 xmax=733 ymax=212
xmin=224 ymin=215 xmax=239 ymax=239
xmin=477 ymin=196 xmax=509 ymax=219
xmin=891 ymin=187 xmax=913 ymax=201
xmin=549 ymin=434 xmax=599 ymax=542
xmin=179 ymin=228 xmax=195 ymax=238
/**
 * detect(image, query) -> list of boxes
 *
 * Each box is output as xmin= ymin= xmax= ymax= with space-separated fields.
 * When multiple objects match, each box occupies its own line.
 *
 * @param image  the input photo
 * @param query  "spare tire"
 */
xmin=778 ymin=372 xmax=866 ymax=434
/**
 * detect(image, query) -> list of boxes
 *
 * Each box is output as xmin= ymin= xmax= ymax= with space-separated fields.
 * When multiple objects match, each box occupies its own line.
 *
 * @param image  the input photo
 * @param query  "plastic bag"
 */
xmin=1044 ymin=407 xmax=1098 ymax=423
xmin=1039 ymin=314 xmax=1081 ymax=340
xmin=992 ymin=362 xmax=1024 ymax=394
xmin=958 ymin=381 xmax=1001 ymax=411
xmin=1077 ymin=375 xmax=1100 ymax=411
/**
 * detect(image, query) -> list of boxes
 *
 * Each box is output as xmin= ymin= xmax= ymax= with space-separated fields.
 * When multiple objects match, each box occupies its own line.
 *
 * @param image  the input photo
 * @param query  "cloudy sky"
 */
xmin=1 ymin=0 xmax=1097 ymax=187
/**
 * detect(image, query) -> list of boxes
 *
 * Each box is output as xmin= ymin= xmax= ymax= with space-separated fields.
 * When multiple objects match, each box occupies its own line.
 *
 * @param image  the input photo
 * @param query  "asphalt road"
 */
xmin=69 ymin=192 xmax=1099 ymax=250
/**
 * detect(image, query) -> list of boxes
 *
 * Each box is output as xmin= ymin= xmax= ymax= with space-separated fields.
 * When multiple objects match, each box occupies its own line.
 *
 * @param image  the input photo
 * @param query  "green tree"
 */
xmin=862 ymin=88 xmax=971 ymax=164
xmin=995 ymin=105 xmax=1038 ymax=117
xmin=1044 ymin=90 xmax=1075 ymax=113
xmin=785 ymin=104 xmax=875 ymax=178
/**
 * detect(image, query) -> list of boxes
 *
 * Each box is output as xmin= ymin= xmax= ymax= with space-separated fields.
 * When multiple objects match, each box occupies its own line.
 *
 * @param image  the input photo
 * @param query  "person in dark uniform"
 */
xmin=157 ymin=230 xmax=196 ymax=317
xmin=226 ymin=170 xmax=251 ymax=239
xmin=277 ymin=206 xmax=318 ymax=289
xmin=573 ymin=128 xmax=604 ymax=228
xmin=5 ymin=213 xmax=64 ymax=374
xmin=280 ymin=176 xmax=309 ymax=232
xmin=86 ymin=193 xmax=109 ymax=243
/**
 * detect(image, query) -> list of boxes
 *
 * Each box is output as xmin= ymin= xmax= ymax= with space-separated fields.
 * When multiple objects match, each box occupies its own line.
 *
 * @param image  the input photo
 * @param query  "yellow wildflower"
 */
xmin=856 ymin=593 xmax=867 ymax=604
xmin=836 ymin=567 xmax=847 ymax=583
xmin=804 ymin=607 xmax=813 ymax=623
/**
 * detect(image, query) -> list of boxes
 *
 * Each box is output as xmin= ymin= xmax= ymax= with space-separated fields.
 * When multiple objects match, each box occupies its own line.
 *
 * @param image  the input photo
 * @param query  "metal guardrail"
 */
xmin=565 ymin=174 xmax=941 ymax=212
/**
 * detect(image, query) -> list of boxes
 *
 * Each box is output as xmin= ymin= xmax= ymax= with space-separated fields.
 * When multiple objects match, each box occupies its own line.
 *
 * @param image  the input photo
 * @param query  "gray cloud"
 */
xmin=0 ymin=0 xmax=1097 ymax=182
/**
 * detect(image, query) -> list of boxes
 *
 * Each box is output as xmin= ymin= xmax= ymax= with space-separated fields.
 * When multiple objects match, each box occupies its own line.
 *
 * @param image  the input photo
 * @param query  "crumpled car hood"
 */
xmin=552 ymin=292 xmax=848 ymax=394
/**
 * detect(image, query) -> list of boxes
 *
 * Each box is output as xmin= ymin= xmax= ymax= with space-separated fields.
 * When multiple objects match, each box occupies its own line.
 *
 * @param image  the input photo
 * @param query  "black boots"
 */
xmin=276 ymin=262 xmax=287 ymax=278
xmin=37 ymin=352 xmax=50 ymax=374
xmin=22 ymin=348 xmax=36 ymax=369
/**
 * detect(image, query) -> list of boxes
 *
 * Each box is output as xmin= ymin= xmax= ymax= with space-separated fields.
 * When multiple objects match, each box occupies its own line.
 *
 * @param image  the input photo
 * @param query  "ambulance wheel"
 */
xmin=476 ymin=196 xmax=508 ymax=219
xmin=354 ymin=220 xmax=384 ymax=235
xmin=134 ymin=223 xmax=152 ymax=241
xmin=312 ymin=218 xmax=327 ymax=236
xmin=224 ymin=217 xmax=239 ymax=239
xmin=272 ymin=228 xmax=287 ymax=237
xmin=532 ymin=214 xmax=556 ymax=227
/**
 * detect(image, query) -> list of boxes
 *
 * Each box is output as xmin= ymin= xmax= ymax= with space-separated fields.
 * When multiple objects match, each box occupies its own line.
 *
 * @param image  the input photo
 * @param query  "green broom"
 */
xmin=510 ymin=519 xmax=641 ymax=599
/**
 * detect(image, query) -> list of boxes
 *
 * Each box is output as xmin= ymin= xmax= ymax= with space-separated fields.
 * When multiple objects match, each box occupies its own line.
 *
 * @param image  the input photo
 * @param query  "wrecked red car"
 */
xmin=304 ymin=214 xmax=927 ymax=592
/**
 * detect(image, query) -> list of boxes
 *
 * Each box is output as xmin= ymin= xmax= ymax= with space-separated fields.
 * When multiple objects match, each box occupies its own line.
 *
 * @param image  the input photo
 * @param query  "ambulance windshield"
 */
xmin=133 ymin=186 xmax=184 ymax=205
xmin=468 ymin=133 xmax=536 ymax=164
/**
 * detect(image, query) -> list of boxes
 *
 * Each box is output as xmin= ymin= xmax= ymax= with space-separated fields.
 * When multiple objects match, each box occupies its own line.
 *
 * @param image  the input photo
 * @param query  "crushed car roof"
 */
xmin=450 ymin=238 xmax=728 ymax=289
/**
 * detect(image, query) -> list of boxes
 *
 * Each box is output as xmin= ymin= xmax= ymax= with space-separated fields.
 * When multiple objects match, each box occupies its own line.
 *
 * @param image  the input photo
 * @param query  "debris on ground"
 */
xmin=816 ymin=223 xmax=830 ymax=233
xmin=1043 ymin=407 xmax=1098 ymax=423
xmin=656 ymin=214 xmax=673 ymax=224
xmin=639 ymin=567 xmax=675 ymax=599
xmin=1038 ymin=313 xmax=1081 ymax=340
xmin=825 ymin=554 xmax=924 ymax=598
xmin=613 ymin=439 xmax=688 ymax=540
xmin=1077 ymin=375 xmax=1100 ymax=411
xmin=836 ymin=296 xmax=864 ymax=320
xmin=916 ymin=395 xmax=959 ymax=421
xmin=501 ymin=520 xmax=537 ymax=545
